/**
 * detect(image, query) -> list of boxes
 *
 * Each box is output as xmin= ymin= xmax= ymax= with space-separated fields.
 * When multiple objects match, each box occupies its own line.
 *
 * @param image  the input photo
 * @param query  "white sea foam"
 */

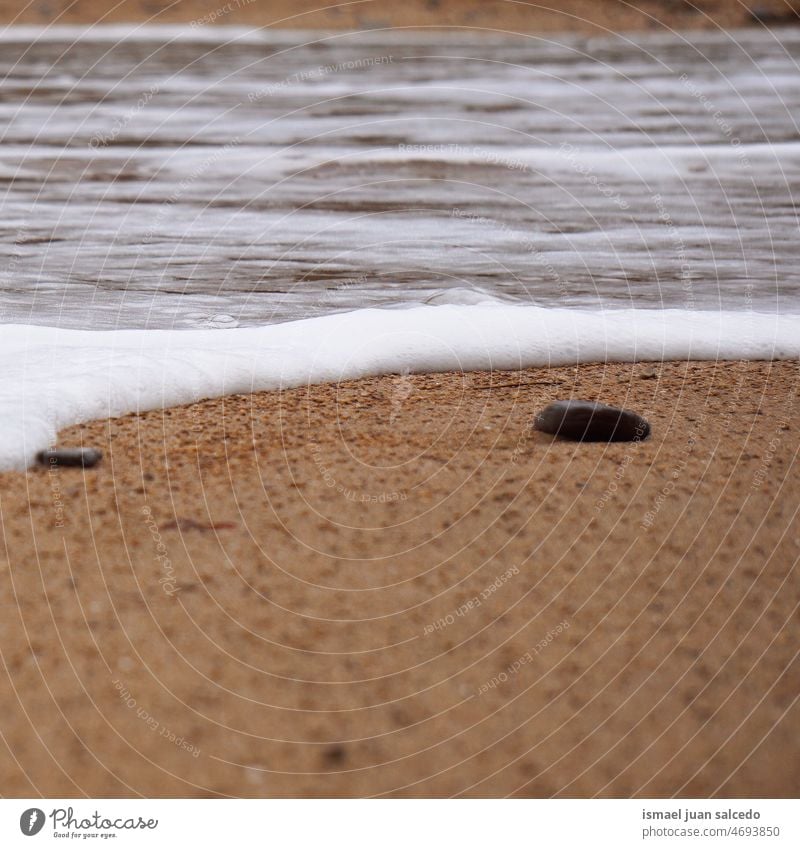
xmin=2 ymin=303 xmax=799 ymax=471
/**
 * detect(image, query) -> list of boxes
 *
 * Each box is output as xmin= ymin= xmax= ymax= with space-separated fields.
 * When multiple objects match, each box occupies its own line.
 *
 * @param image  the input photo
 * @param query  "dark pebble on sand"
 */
xmin=37 ymin=448 xmax=103 ymax=468
xmin=533 ymin=400 xmax=650 ymax=443
xmin=323 ymin=745 xmax=347 ymax=766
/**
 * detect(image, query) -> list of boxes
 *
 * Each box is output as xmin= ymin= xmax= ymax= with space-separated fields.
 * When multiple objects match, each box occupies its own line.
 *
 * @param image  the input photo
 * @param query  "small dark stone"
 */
xmin=749 ymin=7 xmax=798 ymax=25
xmin=37 ymin=448 xmax=103 ymax=468
xmin=533 ymin=400 xmax=650 ymax=443
xmin=323 ymin=745 xmax=346 ymax=765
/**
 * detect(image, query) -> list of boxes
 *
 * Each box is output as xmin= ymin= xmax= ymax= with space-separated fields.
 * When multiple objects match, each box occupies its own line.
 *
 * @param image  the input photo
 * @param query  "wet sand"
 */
xmin=0 ymin=360 xmax=798 ymax=797
xmin=1 ymin=0 xmax=797 ymax=31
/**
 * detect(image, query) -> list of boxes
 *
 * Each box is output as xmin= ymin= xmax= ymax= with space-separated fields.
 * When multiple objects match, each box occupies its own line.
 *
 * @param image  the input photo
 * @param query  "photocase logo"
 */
xmin=19 ymin=808 xmax=45 ymax=836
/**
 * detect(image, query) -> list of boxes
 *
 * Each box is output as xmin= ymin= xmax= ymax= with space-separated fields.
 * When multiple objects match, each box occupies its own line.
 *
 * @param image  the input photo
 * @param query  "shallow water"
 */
xmin=1 ymin=26 xmax=799 ymax=329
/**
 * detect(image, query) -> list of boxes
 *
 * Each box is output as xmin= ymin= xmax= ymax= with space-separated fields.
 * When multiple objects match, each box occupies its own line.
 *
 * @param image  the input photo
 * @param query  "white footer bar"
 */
xmin=2 ymin=799 xmax=797 ymax=847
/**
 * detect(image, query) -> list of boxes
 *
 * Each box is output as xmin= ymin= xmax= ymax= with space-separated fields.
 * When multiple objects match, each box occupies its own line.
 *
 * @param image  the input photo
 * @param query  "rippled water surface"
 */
xmin=1 ymin=26 xmax=799 ymax=328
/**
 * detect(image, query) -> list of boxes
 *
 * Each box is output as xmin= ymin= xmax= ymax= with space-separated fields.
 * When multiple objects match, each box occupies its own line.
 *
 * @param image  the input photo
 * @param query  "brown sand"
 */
xmin=2 ymin=0 xmax=798 ymax=32
xmin=0 ymin=360 xmax=798 ymax=797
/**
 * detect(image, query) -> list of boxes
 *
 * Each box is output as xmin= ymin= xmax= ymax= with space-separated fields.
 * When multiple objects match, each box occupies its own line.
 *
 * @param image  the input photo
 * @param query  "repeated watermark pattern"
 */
xmin=113 ymin=678 xmax=200 ymax=757
xmin=46 ymin=456 xmax=66 ymax=529
xmin=89 ymin=83 xmax=160 ymax=149
xmin=452 ymin=207 xmax=568 ymax=299
xmin=679 ymin=73 xmax=752 ymax=169
xmin=424 ymin=565 xmax=520 ymax=636
xmin=3 ymin=221 xmax=30 ymax=285
xmin=249 ymin=55 xmax=394 ymax=101
xmin=640 ymin=410 xmax=708 ymax=530
xmin=594 ymin=415 xmax=651 ymax=514
xmin=509 ymin=424 xmax=534 ymax=465
xmin=190 ymin=0 xmax=258 ymax=28
xmin=477 ymin=620 xmax=570 ymax=695
xmin=399 ymin=142 xmax=526 ymax=171
xmin=651 ymin=191 xmax=695 ymax=311
xmin=142 ymin=137 xmax=241 ymax=245
xmin=557 ymin=143 xmax=630 ymax=209
xmin=751 ymin=380 xmax=798 ymax=489
xmin=319 ymin=273 xmax=369 ymax=304
xmin=308 ymin=441 xmax=408 ymax=503
xmin=389 ymin=371 xmax=414 ymax=425
xmin=140 ymin=506 xmax=180 ymax=596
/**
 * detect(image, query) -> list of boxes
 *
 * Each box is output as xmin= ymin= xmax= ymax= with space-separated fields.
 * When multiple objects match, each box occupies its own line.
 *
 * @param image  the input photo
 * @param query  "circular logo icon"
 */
xmin=19 ymin=809 xmax=45 ymax=836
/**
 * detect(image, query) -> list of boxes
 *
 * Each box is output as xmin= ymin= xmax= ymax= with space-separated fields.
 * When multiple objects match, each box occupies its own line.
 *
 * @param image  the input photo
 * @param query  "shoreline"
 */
xmin=5 ymin=305 xmax=800 ymax=472
xmin=0 ymin=360 xmax=797 ymax=796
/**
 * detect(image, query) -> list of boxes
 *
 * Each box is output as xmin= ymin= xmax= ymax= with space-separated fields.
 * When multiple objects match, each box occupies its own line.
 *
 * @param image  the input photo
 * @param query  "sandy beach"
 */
xmin=1 ymin=0 xmax=797 ymax=32
xmin=0 ymin=360 xmax=797 ymax=797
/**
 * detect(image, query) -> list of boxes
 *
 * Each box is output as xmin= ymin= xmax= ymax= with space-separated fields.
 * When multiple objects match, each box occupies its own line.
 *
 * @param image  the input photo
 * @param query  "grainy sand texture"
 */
xmin=0 ymin=361 xmax=798 ymax=797
xmin=2 ymin=0 xmax=798 ymax=31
